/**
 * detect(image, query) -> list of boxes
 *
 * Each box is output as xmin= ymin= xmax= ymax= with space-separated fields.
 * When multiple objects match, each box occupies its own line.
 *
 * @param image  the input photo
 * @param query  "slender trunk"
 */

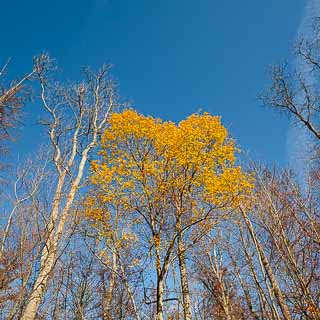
xmin=20 ymin=175 xmax=66 ymax=320
xmin=151 ymin=217 xmax=175 ymax=320
xmin=116 ymin=250 xmax=140 ymax=320
xmin=229 ymin=251 xmax=259 ymax=320
xmin=239 ymin=228 xmax=278 ymax=319
xmin=177 ymin=234 xmax=192 ymax=320
xmin=207 ymin=248 xmax=232 ymax=320
xmin=236 ymin=271 xmax=260 ymax=320
xmin=155 ymin=238 xmax=164 ymax=320
xmin=156 ymin=276 xmax=164 ymax=320
xmin=240 ymin=206 xmax=292 ymax=320
xmin=103 ymin=251 xmax=117 ymax=320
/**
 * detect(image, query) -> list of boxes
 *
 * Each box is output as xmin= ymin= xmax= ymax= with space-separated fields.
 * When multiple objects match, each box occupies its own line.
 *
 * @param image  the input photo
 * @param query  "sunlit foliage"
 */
xmin=85 ymin=109 xmax=253 ymax=253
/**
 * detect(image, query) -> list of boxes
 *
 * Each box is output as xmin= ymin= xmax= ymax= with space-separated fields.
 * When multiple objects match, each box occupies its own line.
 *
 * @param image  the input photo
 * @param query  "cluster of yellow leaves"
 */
xmin=89 ymin=109 xmax=253 ymax=212
xmin=84 ymin=109 xmax=254 ymax=253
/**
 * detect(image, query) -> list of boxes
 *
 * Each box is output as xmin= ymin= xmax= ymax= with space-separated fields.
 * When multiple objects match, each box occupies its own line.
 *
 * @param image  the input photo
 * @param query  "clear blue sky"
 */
xmin=2 ymin=0 xmax=305 ymax=165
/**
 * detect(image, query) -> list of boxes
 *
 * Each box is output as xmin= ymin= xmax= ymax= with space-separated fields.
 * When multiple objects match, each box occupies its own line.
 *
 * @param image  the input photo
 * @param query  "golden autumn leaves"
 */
xmin=83 ymin=109 xmax=253 ymax=244
xmin=90 ymin=110 xmax=252 ymax=205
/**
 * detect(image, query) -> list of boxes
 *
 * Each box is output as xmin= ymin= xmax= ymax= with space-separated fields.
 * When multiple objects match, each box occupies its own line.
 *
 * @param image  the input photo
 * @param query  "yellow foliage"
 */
xmin=91 ymin=109 xmax=252 ymax=207
xmin=84 ymin=109 xmax=254 ymax=251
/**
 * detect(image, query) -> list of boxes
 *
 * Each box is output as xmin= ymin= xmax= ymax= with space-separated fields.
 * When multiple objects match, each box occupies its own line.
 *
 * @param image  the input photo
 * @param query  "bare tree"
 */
xmin=261 ymin=18 xmax=320 ymax=141
xmin=19 ymin=54 xmax=118 ymax=320
xmin=194 ymin=237 xmax=248 ymax=320
xmin=0 ymin=58 xmax=36 ymax=171
xmin=0 ymin=153 xmax=49 ymax=320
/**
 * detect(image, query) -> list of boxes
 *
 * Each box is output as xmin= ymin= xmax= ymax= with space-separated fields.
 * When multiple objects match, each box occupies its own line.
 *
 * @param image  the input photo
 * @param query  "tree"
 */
xmin=242 ymin=167 xmax=320 ymax=319
xmin=84 ymin=109 xmax=253 ymax=320
xmin=19 ymin=55 xmax=118 ymax=320
xmin=0 ymin=58 xmax=35 ymax=169
xmin=261 ymin=17 xmax=320 ymax=164
xmin=0 ymin=150 xmax=51 ymax=319
xmin=194 ymin=236 xmax=249 ymax=320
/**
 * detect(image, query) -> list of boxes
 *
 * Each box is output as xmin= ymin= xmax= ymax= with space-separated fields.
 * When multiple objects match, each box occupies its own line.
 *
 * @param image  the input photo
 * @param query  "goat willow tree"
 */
xmin=83 ymin=110 xmax=253 ymax=320
xmin=20 ymin=55 xmax=118 ymax=320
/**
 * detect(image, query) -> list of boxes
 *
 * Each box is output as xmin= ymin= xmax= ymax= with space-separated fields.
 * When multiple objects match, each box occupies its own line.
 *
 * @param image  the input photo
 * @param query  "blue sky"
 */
xmin=2 ymin=0 xmax=305 ymax=165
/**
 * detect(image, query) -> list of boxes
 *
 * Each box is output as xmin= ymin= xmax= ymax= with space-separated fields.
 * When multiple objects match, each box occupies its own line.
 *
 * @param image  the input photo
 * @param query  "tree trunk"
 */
xmin=156 ymin=276 xmax=164 ymax=320
xmin=20 ymin=175 xmax=66 ymax=320
xmin=240 ymin=206 xmax=292 ymax=320
xmin=177 ymin=234 xmax=192 ymax=320
xmin=116 ymin=249 xmax=140 ymax=320
xmin=103 ymin=251 xmax=117 ymax=320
